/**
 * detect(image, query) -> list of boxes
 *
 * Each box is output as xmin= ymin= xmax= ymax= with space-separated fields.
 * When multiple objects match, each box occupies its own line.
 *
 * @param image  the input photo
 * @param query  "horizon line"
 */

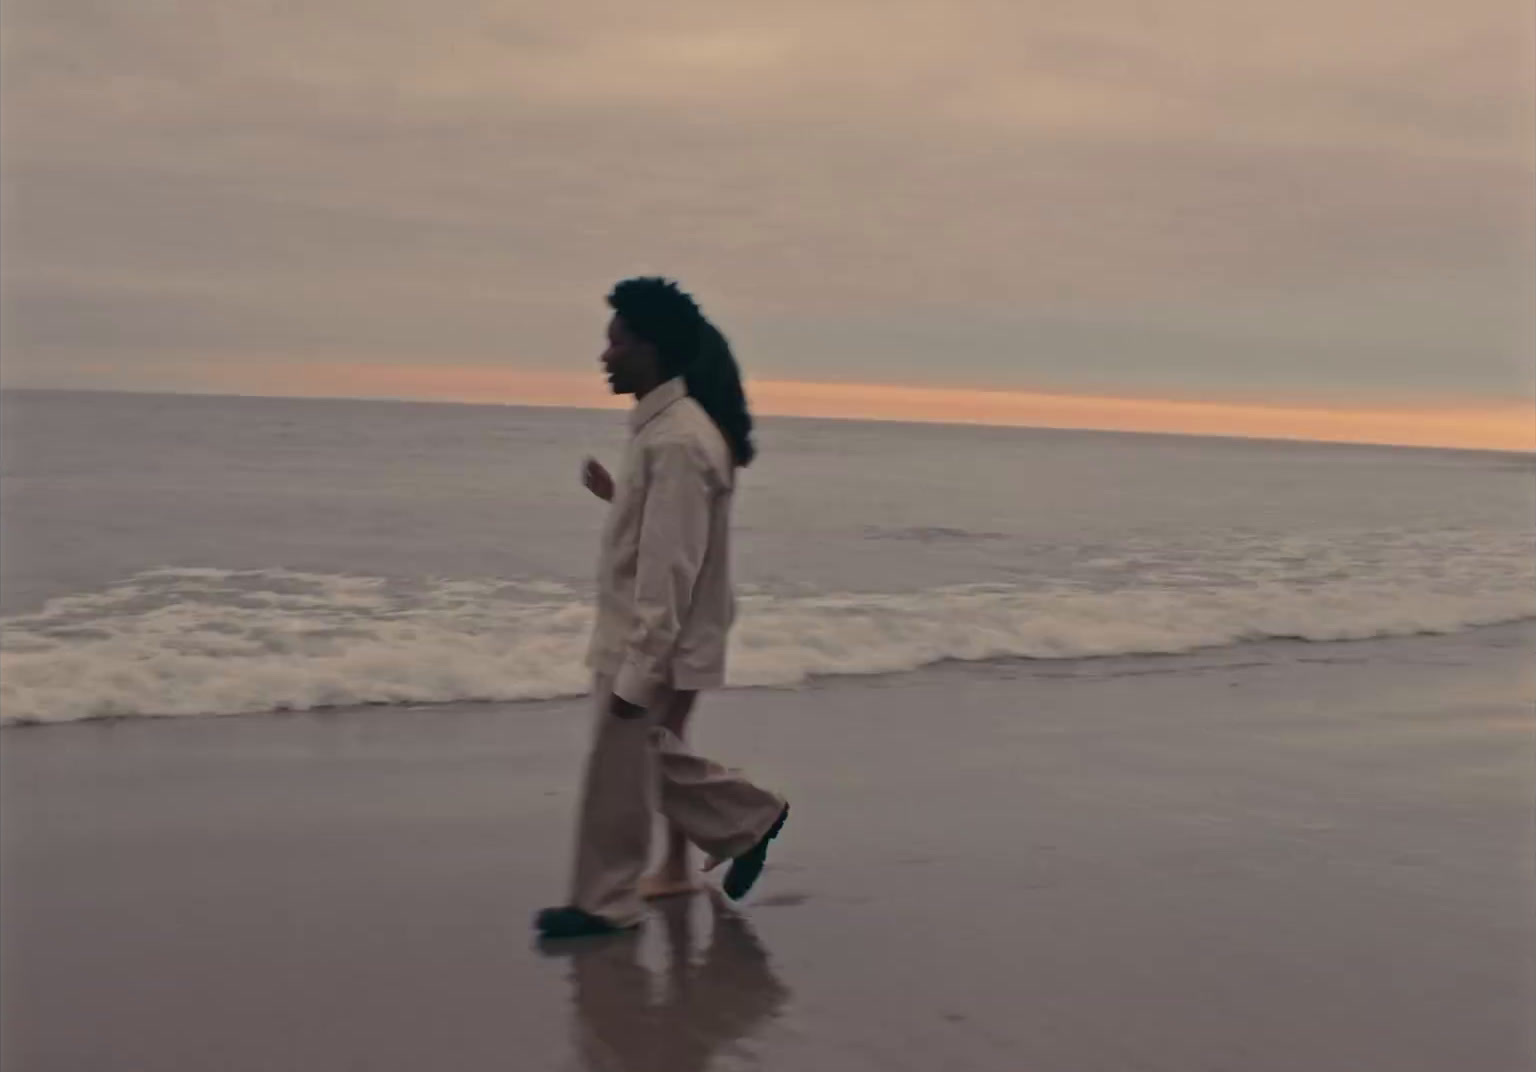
xmin=6 ymin=380 xmax=1532 ymax=455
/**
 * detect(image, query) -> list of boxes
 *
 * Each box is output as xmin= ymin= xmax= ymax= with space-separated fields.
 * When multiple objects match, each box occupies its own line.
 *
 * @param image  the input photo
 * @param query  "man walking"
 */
xmin=536 ymin=278 xmax=788 ymax=940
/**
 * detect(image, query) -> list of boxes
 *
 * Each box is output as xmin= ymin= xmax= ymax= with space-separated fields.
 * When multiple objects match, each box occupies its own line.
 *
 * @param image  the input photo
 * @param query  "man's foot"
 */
xmin=638 ymin=871 xmax=702 ymax=900
xmin=534 ymin=905 xmax=632 ymax=939
xmin=723 ymin=803 xmax=789 ymax=901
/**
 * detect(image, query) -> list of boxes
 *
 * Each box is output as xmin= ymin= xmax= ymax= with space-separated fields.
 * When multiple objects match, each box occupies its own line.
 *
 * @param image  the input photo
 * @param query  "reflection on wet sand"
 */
xmin=545 ymin=892 xmax=790 ymax=1072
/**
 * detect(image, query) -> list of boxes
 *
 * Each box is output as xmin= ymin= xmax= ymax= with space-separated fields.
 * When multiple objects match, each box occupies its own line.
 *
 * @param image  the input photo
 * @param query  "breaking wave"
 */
xmin=3 ymin=563 xmax=1531 ymax=725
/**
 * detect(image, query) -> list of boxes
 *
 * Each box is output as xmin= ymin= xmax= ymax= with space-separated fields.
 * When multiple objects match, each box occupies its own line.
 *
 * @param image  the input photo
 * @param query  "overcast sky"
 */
xmin=3 ymin=1 xmax=1532 ymax=441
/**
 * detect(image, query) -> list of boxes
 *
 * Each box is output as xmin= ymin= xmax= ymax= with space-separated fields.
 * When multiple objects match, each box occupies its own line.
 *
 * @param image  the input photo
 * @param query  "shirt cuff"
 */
xmin=612 ymin=660 xmax=662 ymax=709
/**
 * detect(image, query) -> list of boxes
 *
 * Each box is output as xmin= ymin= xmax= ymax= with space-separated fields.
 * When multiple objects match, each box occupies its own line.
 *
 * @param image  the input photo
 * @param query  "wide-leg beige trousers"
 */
xmin=571 ymin=676 xmax=785 ymax=926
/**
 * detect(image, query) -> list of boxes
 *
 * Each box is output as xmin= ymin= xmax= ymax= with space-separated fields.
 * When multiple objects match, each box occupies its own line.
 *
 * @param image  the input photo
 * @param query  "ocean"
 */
xmin=2 ymin=388 xmax=1532 ymax=726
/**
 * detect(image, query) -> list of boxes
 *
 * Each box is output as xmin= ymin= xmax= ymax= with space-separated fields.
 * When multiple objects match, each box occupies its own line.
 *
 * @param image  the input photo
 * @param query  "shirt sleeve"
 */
xmin=611 ymin=438 xmax=715 ymax=708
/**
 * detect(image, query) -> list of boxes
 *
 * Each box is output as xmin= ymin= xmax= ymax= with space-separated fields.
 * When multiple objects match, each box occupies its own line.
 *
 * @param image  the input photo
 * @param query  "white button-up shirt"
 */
xmin=586 ymin=377 xmax=737 ymax=707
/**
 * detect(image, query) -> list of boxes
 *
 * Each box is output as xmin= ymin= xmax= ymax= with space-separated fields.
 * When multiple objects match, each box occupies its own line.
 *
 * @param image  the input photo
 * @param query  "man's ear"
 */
xmin=638 ymin=342 xmax=663 ymax=376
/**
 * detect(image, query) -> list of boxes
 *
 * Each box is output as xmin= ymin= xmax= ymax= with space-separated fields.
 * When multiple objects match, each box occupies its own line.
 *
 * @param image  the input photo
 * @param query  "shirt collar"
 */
xmin=629 ymin=376 xmax=687 ymax=434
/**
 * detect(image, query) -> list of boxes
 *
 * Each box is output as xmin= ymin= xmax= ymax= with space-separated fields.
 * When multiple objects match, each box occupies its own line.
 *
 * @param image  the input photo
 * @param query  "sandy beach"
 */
xmin=3 ymin=625 xmax=1533 ymax=1071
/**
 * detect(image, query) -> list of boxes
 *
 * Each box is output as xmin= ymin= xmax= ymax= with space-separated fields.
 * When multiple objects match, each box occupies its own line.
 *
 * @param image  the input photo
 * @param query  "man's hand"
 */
xmin=582 ymin=457 xmax=616 ymax=503
xmin=608 ymin=693 xmax=645 ymax=719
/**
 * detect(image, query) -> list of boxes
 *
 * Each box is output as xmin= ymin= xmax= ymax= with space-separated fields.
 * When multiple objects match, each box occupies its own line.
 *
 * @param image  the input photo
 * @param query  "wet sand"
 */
xmin=3 ymin=626 xmax=1533 ymax=1071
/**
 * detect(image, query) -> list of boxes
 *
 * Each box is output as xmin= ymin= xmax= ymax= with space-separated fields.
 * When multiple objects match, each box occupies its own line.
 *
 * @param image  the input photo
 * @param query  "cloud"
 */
xmin=2 ymin=0 xmax=1531 ymax=409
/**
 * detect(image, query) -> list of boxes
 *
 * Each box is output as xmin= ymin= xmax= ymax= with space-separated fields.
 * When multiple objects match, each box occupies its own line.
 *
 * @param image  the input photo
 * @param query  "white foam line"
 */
xmin=3 ymin=567 xmax=1532 ymax=725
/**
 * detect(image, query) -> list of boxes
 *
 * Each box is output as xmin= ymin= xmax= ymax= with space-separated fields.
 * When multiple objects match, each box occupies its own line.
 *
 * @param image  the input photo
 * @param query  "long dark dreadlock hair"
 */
xmin=606 ymin=277 xmax=756 ymax=467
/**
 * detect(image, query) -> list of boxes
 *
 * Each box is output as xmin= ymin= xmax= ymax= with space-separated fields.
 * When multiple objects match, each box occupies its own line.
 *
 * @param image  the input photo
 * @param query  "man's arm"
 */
xmin=610 ymin=438 xmax=714 ymax=714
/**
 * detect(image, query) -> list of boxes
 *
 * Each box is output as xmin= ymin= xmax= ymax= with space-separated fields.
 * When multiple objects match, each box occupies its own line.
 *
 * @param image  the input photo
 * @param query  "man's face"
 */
xmin=600 ymin=315 xmax=656 ymax=396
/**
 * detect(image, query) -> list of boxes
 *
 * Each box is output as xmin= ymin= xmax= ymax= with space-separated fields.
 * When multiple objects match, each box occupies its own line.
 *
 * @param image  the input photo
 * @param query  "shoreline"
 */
xmin=4 ymin=619 xmax=1532 ymax=731
xmin=4 ymin=623 xmax=1532 ymax=1069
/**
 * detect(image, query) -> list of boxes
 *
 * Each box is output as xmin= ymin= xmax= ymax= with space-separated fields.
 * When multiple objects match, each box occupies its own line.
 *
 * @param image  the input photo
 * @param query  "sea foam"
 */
xmin=3 ymin=566 xmax=1531 ymax=725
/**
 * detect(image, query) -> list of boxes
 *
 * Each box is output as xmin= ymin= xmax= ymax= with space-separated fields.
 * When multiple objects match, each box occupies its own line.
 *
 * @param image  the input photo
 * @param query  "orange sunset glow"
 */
xmin=231 ymin=363 xmax=1533 ymax=452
